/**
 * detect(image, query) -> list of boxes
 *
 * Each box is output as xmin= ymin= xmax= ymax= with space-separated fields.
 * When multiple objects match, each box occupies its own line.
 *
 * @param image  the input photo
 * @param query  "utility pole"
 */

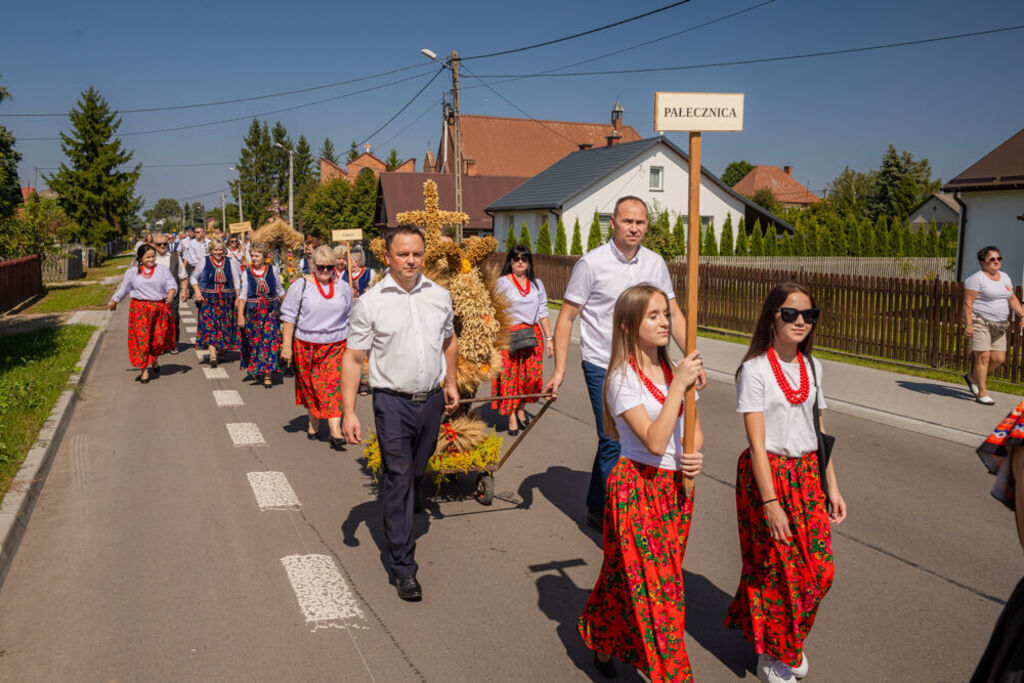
xmin=288 ymin=148 xmax=294 ymax=230
xmin=221 ymin=192 xmax=226 ymax=230
xmin=451 ymin=49 xmax=463 ymax=243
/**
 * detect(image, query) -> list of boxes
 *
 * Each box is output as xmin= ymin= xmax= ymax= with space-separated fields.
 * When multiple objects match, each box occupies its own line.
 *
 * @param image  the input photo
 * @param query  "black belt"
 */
xmin=373 ymin=386 xmax=442 ymax=403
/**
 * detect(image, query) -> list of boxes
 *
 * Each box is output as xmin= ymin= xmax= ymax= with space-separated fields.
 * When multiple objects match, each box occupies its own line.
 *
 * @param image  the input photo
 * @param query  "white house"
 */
xmin=944 ymin=127 xmax=1024 ymax=283
xmin=485 ymin=137 xmax=791 ymax=247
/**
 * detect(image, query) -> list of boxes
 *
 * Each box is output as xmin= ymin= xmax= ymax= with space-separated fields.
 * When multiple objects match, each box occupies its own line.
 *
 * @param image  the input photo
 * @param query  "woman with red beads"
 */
xmin=578 ymin=284 xmax=704 ymax=682
xmin=726 ymin=282 xmax=848 ymax=683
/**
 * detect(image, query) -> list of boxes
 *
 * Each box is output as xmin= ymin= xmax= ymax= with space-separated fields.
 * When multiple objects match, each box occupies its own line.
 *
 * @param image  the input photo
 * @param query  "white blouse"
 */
xmin=736 ymin=353 xmax=826 ymax=458
xmin=495 ymin=274 xmax=550 ymax=326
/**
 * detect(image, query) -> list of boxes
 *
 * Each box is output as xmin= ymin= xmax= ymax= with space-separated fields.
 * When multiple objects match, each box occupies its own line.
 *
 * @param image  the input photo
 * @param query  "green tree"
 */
xmin=0 ymin=75 xmax=21 ymax=217
xmin=939 ymin=221 xmax=957 ymax=257
xmin=300 ymin=177 xmax=351 ymax=241
xmin=871 ymin=215 xmax=888 ymax=256
xmin=869 ymin=145 xmax=918 ymax=223
xmin=554 ymin=217 xmax=567 ymax=255
xmin=751 ymin=188 xmax=781 ymax=215
xmin=384 ymin=149 xmax=403 ymax=171
xmin=748 ymin=219 xmax=764 ymax=256
xmin=350 ymin=167 xmax=378 ymax=234
xmin=519 ymin=223 xmax=532 ymax=251
xmin=722 ymin=160 xmax=754 ymax=187
xmin=777 ymin=231 xmax=793 ymax=256
xmin=270 ymin=121 xmax=292 ymax=208
xmin=347 ymin=141 xmax=359 ymax=163
xmin=47 ymin=87 xmax=141 ymax=248
xmin=319 ymin=136 xmax=338 ymax=165
xmin=205 ymin=203 xmax=240 ymax=233
xmin=191 ymin=202 xmax=205 ymax=226
xmin=232 ymin=119 xmax=275 ymax=228
xmin=535 ymin=219 xmax=552 ymax=254
xmin=586 ymin=211 xmax=603 ymax=251
xmin=906 ymin=224 xmax=924 ymax=257
xmin=505 ymin=224 xmax=518 ymax=251
xmin=144 ymin=198 xmax=181 ymax=225
xmin=827 ymin=166 xmax=876 ymax=220
xmin=642 ymin=209 xmax=675 ymax=260
xmin=790 ymin=223 xmax=807 ymax=256
xmin=672 ymin=215 xmax=686 ymax=256
xmin=887 ymin=218 xmax=905 ymax=256
xmin=734 ymin=217 xmax=748 ymax=256
xmin=570 ymin=217 xmax=583 ymax=255
xmin=764 ymin=224 xmax=778 ymax=256
xmin=294 ymin=135 xmax=316 ymax=189
xmin=718 ymin=213 xmax=734 ymax=256
xmin=702 ymin=222 xmax=718 ymax=256
xmin=0 ymin=194 xmax=78 ymax=258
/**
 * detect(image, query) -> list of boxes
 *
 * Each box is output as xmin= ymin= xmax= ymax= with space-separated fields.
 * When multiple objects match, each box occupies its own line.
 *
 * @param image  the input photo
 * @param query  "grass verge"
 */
xmin=28 ymin=282 xmax=115 ymax=314
xmin=0 ymin=324 xmax=95 ymax=499
xmin=83 ymin=253 xmax=132 ymax=282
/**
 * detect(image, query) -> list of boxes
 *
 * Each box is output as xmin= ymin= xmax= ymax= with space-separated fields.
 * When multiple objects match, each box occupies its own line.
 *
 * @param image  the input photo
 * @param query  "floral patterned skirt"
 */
xmin=197 ymin=291 xmax=238 ymax=351
xmin=725 ymin=450 xmax=834 ymax=667
xmin=578 ymin=457 xmax=694 ymax=682
xmin=240 ymin=298 xmax=281 ymax=375
xmin=491 ymin=323 xmax=544 ymax=415
xmin=293 ymin=338 xmax=346 ymax=419
xmin=127 ymin=299 xmax=176 ymax=369
xmin=977 ymin=399 xmax=1024 ymax=510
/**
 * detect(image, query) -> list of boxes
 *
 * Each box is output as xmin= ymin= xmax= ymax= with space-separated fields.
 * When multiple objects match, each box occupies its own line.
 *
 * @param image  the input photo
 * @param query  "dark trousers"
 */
xmin=583 ymin=360 xmax=622 ymax=514
xmin=372 ymin=390 xmax=445 ymax=579
xmin=170 ymin=298 xmax=181 ymax=345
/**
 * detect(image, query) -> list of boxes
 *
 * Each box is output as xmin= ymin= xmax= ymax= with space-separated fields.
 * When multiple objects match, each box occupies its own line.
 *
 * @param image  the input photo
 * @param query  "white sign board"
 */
xmin=332 ymin=229 xmax=363 ymax=242
xmin=654 ymin=92 xmax=744 ymax=132
xmin=228 ymin=221 xmax=252 ymax=234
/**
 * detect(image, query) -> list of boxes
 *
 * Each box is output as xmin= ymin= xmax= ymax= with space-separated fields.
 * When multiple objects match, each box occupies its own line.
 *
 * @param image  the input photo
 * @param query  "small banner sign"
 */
xmin=332 ymin=229 xmax=363 ymax=242
xmin=654 ymin=92 xmax=744 ymax=132
xmin=228 ymin=221 xmax=252 ymax=234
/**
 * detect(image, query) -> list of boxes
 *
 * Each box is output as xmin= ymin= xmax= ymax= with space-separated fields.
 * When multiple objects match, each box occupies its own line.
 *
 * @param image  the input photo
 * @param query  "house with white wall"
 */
xmin=485 ymin=137 xmax=791 ymax=248
xmin=943 ymin=127 xmax=1024 ymax=283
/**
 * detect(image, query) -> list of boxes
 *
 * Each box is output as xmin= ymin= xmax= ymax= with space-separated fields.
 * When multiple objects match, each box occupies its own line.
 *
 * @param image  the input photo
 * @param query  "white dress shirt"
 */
xmin=154 ymin=250 xmax=186 ymax=282
xmin=563 ymin=240 xmax=676 ymax=368
xmin=347 ymin=272 xmax=455 ymax=393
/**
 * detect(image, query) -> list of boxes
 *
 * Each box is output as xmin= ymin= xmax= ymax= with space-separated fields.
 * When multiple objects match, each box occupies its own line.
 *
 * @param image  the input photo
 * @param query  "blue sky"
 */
xmin=2 ymin=0 xmax=1022 ymax=211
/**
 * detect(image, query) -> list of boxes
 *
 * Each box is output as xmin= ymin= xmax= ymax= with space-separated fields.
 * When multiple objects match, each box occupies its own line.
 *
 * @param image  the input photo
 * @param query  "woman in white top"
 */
xmin=491 ymin=246 xmax=553 ymax=435
xmin=577 ymin=284 xmax=703 ymax=681
xmin=726 ymin=282 xmax=847 ymax=683
xmin=963 ymin=245 xmax=1024 ymax=405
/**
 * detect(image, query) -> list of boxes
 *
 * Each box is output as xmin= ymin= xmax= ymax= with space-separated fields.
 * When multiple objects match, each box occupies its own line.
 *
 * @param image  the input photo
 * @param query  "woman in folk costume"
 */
xmin=726 ymin=282 xmax=847 ymax=683
xmin=191 ymin=237 xmax=242 ymax=367
xmin=491 ymin=245 xmax=552 ymax=435
xmin=578 ymin=284 xmax=704 ymax=682
xmin=226 ymin=234 xmax=247 ymax=270
xmin=236 ymin=241 xmax=285 ymax=388
xmin=280 ymin=245 xmax=354 ymax=450
xmin=108 ymin=243 xmax=178 ymax=383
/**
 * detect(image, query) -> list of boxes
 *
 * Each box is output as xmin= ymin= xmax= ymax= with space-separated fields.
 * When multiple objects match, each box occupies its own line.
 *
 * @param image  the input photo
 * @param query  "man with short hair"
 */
xmin=181 ymin=226 xmax=207 ymax=299
xmin=341 ymin=225 xmax=459 ymax=602
xmin=543 ymin=196 xmax=705 ymax=530
xmin=151 ymin=232 xmax=189 ymax=351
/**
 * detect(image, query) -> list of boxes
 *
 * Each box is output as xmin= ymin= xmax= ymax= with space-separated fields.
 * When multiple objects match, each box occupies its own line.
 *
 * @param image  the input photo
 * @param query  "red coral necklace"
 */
xmin=314 ymin=277 xmax=334 ymax=299
xmin=510 ymin=273 xmax=530 ymax=297
xmin=628 ymin=355 xmax=683 ymax=416
xmin=766 ymin=347 xmax=810 ymax=404
xmin=139 ymin=265 xmax=155 ymax=279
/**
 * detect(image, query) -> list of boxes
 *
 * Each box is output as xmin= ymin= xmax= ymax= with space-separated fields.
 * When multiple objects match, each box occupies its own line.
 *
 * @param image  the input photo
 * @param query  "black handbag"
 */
xmin=507 ymin=326 xmax=538 ymax=352
xmin=807 ymin=355 xmax=835 ymax=510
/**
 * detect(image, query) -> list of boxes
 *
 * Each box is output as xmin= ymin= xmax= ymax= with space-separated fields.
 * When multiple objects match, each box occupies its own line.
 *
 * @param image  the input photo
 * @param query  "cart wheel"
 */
xmin=475 ymin=472 xmax=494 ymax=506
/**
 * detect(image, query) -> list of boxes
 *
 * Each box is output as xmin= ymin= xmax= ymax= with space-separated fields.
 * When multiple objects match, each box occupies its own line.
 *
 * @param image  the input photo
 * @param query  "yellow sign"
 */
xmin=332 ymin=229 xmax=363 ymax=242
xmin=229 ymin=221 xmax=252 ymax=234
xmin=654 ymin=92 xmax=745 ymax=132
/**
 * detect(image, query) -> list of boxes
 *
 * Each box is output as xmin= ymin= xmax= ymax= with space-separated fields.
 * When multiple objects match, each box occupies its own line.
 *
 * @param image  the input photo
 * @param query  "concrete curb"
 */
xmin=0 ymin=315 xmax=109 ymax=590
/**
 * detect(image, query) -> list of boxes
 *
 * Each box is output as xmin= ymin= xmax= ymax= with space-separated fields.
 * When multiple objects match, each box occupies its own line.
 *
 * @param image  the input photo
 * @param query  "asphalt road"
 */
xmin=0 ymin=301 xmax=1019 ymax=681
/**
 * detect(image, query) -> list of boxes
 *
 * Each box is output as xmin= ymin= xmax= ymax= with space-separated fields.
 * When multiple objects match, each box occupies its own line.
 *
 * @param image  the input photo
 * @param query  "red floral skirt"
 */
xmin=293 ymin=338 xmax=346 ymax=419
xmin=127 ymin=299 xmax=175 ymax=369
xmin=725 ymin=450 xmax=834 ymax=667
xmin=491 ymin=323 xmax=544 ymax=415
xmin=578 ymin=458 xmax=694 ymax=682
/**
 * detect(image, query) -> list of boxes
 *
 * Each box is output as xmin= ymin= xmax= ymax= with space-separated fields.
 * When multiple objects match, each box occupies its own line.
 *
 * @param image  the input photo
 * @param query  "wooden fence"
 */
xmin=0 ymin=255 xmax=43 ymax=313
xmin=696 ymin=256 xmax=955 ymax=281
xmin=486 ymin=253 xmax=1023 ymax=383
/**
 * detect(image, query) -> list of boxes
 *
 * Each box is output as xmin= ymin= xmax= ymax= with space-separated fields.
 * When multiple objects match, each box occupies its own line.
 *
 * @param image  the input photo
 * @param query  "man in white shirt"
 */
xmin=543 ymin=196 xmax=704 ymax=530
xmin=342 ymin=224 xmax=459 ymax=602
xmin=150 ymin=232 xmax=189 ymax=351
xmin=181 ymin=226 xmax=207 ymax=299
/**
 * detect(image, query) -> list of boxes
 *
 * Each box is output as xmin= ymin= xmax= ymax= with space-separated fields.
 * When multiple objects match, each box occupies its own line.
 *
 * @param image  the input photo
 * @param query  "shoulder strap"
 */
xmin=295 ymin=277 xmax=307 ymax=323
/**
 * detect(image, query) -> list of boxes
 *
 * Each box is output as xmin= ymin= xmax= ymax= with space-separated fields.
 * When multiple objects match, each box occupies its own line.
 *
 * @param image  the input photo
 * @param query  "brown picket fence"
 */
xmin=485 ymin=253 xmax=1024 ymax=383
xmin=0 ymin=255 xmax=43 ymax=313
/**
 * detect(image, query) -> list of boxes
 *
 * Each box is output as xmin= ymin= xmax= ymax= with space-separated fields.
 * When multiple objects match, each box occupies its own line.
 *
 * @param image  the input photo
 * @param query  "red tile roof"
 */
xmin=436 ymin=114 xmax=642 ymax=178
xmin=376 ymin=172 xmax=528 ymax=231
xmin=732 ymin=165 xmax=820 ymax=205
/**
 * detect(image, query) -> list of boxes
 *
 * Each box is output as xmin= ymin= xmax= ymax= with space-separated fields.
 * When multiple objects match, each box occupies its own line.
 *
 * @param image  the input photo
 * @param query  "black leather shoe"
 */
xmin=586 ymin=510 xmax=603 ymax=533
xmin=395 ymin=575 xmax=422 ymax=601
xmin=593 ymin=652 xmax=617 ymax=678
xmin=329 ymin=435 xmax=346 ymax=451
xmin=306 ymin=431 xmax=318 ymax=441
xmin=150 ymin=363 xmax=160 ymax=376
xmin=508 ymin=428 xmax=520 ymax=437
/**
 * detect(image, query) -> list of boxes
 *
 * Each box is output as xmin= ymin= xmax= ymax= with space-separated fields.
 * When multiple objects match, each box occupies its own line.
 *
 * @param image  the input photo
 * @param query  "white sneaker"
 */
xmin=791 ymin=652 xmax=808 ymax=679
xmin=978 ymin=395 xmax=996 ymax=405
xmin=758 ymin=653 xmax=795 ymax=683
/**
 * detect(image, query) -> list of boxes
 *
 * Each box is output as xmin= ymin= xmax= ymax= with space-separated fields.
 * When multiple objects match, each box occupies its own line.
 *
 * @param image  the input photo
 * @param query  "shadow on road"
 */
xmin=896 ymin=379 xmax=974 ymax=401
xmin=683 ymin=570 xmax=754 ymax=677
xmin=153 ymin=363 xmax=190 ymax=376
xmin=517 ymin=465 xmax=601 ymax=547
xmin=340 ymin=499 xmax=433 ymax=580
xmin=281 ymin=415 xmax=309 ymax=434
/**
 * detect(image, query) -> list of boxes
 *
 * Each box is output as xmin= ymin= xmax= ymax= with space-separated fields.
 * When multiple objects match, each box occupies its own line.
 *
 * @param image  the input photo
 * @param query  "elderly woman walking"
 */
xmin=964 ymin=245 xmax=1024 ymax=405
xmin=108 ymin=243 xmax=178 ymax=383
xmin=191 ymin=237 xmax=242 ymax=367
xmin=280 ymin=245 xmax=354 ymax=450
xmin=237 ymin=242 xmax=285 ymax=388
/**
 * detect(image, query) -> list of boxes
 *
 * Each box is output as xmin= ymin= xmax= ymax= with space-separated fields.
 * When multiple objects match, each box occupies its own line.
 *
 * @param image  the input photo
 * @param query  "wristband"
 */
xmin=759 ymin=498 xmax=777 ymax=507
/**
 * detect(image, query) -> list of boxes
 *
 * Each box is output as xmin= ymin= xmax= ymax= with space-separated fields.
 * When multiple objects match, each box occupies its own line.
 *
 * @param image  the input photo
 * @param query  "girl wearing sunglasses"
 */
xmin=726 ymin=282 xmax=847 ymax=683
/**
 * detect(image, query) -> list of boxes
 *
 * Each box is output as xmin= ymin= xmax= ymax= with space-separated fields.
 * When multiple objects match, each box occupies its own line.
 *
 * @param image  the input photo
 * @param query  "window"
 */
xmin=598 ymin=213 xmax=613 ymax=234
xmin=649 ymin=165 xmax=664 ymax=191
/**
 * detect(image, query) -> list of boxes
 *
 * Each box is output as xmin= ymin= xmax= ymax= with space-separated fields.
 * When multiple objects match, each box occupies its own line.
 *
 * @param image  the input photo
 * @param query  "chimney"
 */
xmin=611 ymin=100 xmax=624 ymax=131
xmin=578 ymin=143 xmax=593 ymax=151
xmin=784 ymin=165 xmax=792 ymax=176
xmin=606 ymin=130 xmax=621 ymax=147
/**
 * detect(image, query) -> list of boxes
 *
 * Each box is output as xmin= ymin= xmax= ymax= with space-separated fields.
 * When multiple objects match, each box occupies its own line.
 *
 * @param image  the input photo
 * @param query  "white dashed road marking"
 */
xmin=203 ymin=367 xmax=229 ymax=380
xmin=226 ymin=422 xmax=265 ymax=446
xmin=195 ymin=349 xmax=206 ymax=360
xmin=246 ymin=472 xmax=301 ymax=510
xmin=281 ymin=555 xmax=365 ymax=630
xmin=185 ymin=326 xmax=197 ymax=333
xmin=213 ymin=390 xmax=244 ymax=407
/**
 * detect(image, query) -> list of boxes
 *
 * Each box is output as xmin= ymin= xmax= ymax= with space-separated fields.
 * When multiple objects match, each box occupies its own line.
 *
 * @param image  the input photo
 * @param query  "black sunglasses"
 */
xmin=986 ymin=256 xmax=1003 ymax=263
xmin=314 ymin=264 xmax=334 ymax=272
xmin=778 ymin=307 xmax=820 ymax=324
xmin=511 ymin=255 xmax=529 ymax=262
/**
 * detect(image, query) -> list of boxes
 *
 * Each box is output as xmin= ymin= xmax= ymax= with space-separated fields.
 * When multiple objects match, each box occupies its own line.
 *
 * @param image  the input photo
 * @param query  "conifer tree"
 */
xmin=587 ymin=211 xmax=603 ymax=251
xmin=0 ymin=78 xmax=21 ymax=217
xmin=293 ymin=135 xmax=316 ymax=189
xmin=938 ymin=221 xmax=957 ymax=257
xmin=299 ymin=177 xmax=351 ymax=241
xmin=864 ymin=219 xmax=879 ymax=256
xmin=505 ymin=224 xmax=518 ymax=252
xmin=907 ymin=225 xmax=924 ymax=257
xmin=718 ymin=213 xmax=735 ymax=256
xmin=749 ymin=219 xmax=765 ymax=256
xmin=790 ymin=224 xmax=807 ymax=256
xmin=570 ymin=217 xmax=583 ymax=255
xmin=673 ymin=215 xmax=686 ymax=256
xmin=319 ymin=137 xmax=338 ymax=165
xmin=924 ymin=219 xmax=940 ymax=258
xmin=764 ymin=224 xmax=778 ymax=256
xmin=873 ymin=215 xmax=889 ymax=256
xmin=535 ymin=220 xmax=552 ymax=254
xmin=849 ymin=219 xmax=864 ymax=257
xmin=347 ymin=141 xmax=359 ymax=163
xmin=702 ymin=221 xmax=718 ymax=256
xmin=554 ymin=218 xmax=567 ymax=255
xmin=778 ymin=231 xmax=793 ymax=256
xmin=888 ymin=218 xmax=905 ymax=256
xmin=232 ymin=118 xmax=274 ymax=227
xmin=519 ymin=223 xmax=532 ymax=251
xmin=734 ymin=217 xmax=748 ymax=256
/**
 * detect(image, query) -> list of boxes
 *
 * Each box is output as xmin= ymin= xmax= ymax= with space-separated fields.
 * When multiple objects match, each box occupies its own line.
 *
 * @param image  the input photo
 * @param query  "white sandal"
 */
xmin=977 ymin=395 xmax=995 ymax=405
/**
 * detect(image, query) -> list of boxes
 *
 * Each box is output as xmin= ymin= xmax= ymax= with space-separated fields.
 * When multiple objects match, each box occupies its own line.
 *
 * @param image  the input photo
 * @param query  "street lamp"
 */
xmin=228 ymin=166 xmax=243 ymax=223
xmin=422 ymin=47 xmax=463 ymax=243
xmin=274 ymin=142 xmax=295 ymax=231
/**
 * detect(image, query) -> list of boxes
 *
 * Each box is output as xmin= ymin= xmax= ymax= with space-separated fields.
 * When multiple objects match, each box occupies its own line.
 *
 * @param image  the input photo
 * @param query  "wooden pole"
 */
xmin=683 ymin=131 xmax=701 ymax=496
xmin=345 ymin=241 xmax=355 ymax=293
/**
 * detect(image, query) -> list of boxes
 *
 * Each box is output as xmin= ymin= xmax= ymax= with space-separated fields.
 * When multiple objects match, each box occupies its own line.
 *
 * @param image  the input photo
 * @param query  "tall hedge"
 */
xmin=734 ymin=217 xmax=748 ymax=256
xmin=535 ymin=220 xmax=552 ymax=255
xmin=570 ymin=217 xmax=583 ymax=255
xmin=702 ymin=222 xmax=718 ymax=256
xmin=519 ymin=223 xmax=532 ymax=251
xmin=587 ymin=211 xmax=603 ymax=251
xmin=718 ymin=214 xmax=734 ymax=256
xmin=504 ymin=225 xmax=517 ymax=252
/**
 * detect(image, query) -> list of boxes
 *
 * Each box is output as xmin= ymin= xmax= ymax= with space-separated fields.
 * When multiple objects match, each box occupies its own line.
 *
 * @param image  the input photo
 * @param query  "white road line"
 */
xmin=246 ymin=472 xmax=301 ymax=510
xmin=213 ymin=390 xmax=244 ymax=407
xmin=190 ymin=336 xmax=196 ymax=343
xmin=281 ymin=555 xmax=365 ymax=630
xmin=185 ymin=325 xmax=197 ymax=333
xmin=203 ymin=367 xmax=228 ymax=380
xmin=226 ymin=422 xmax=265 ymax=446
xmin=195 ymin=349 xmax=206 ymax=360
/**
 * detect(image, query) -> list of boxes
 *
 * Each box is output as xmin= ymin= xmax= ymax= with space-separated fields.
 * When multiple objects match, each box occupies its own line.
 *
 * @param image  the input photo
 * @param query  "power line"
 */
xmin=461 ymin=0 xmax=694 ymax=60
xmin=37 ymin=161 xmax=232 ymax=171
xmin=178 ymin=186 xmax=229 ymax=202
xmin=375 ymin=100 xmax=438 ymax=151
xmin=358 ymin=68 xmax=445 ymax=147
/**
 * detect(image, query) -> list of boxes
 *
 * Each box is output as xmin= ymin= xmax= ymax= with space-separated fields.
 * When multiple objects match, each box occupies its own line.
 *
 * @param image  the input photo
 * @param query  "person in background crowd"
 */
xmin=280 ymin=245 xmax=354 ymax=450
xmin=332 ymin=244 xmax=349 ymax=282
xmin=346 ymin=245 xmax=375 ymax=298
xmin=726 ymin=282 xmax=846 ymax=683
xmin=299 ymin=236 xmax=321 ymax=275
xmin=150 ymin=232 xmax=188 ymax=353
xmin=543 ymin=196 xmax=705 ymax=532
xmin=191 ymin=237 xmax=241 ymax=367
xmin=963 ymin=245 xmax=1024 ymax=405
xmin=182 ymin=225 xmax=207 ymax=299
xmin=237 ymin=242 xmax=285 ymax=388
xmin=108 ymin=243 xmax=178 ymax=383
xmin=226 ymin=234 xmax=246 ymax=269
xmin=578 ymin=284 xmax=704 ymax=681
xmin=341 ymin=225 xmax=459 ymax=602
xmin=132 ymin=230 xmax=150 ymax=253
xmin=492 ymin=245 xmax=552 ymax=435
